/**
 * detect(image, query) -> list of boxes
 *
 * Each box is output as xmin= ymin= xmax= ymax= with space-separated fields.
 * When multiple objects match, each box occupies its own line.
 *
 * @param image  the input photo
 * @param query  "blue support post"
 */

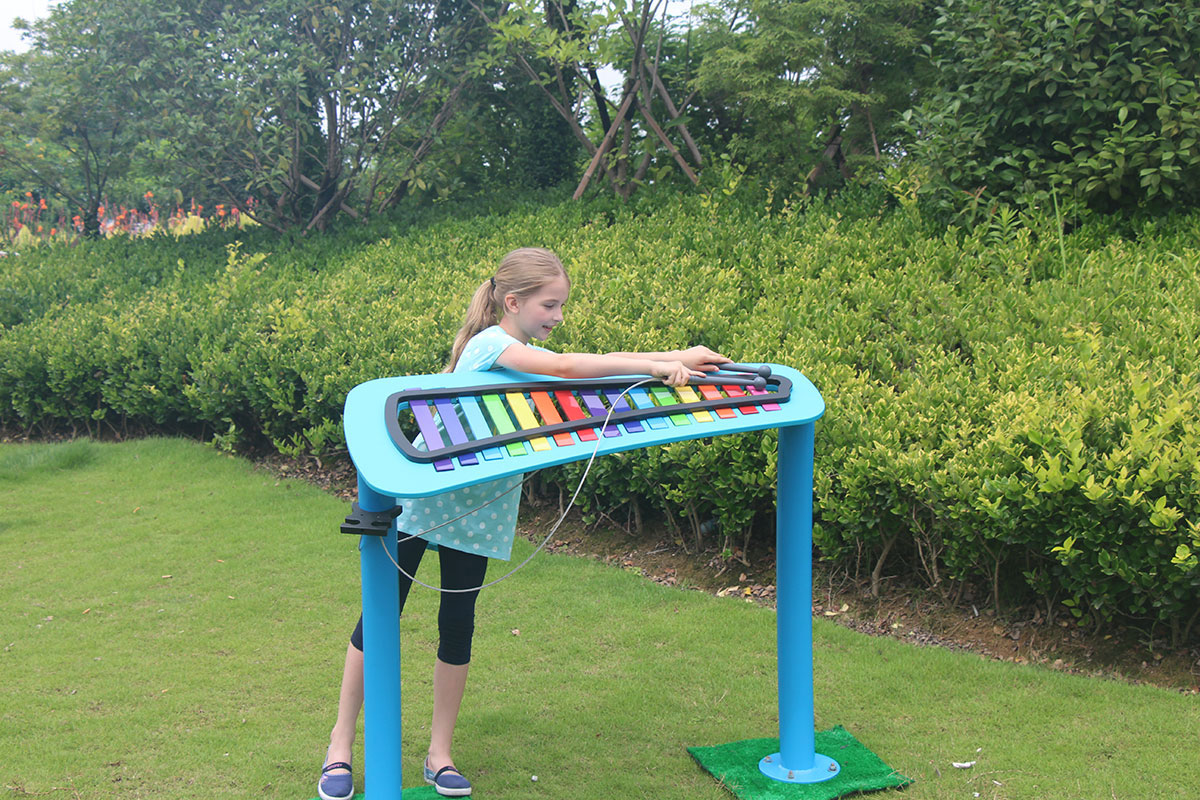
xmin=759 ymin=422 xmax=839 ymax=783
xmin=359 ymin=476 xmax=404 ymax=799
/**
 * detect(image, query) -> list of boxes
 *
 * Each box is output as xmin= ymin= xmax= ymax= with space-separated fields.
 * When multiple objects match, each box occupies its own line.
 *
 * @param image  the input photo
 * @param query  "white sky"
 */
xmin=0 ymin=0 xmax=55 ymax=52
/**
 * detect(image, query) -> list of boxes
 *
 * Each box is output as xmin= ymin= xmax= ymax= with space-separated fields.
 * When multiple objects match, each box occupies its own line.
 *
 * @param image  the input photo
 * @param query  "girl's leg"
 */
xmin=325 ymin=642 xmax=364 ymax=769
xmin=324 ymin=534 xmax=427 ymax=771
xmin=426 ymin=548 xmax=488 ymax=772
xmin=428 ymin=658 xmax=471 ymax=770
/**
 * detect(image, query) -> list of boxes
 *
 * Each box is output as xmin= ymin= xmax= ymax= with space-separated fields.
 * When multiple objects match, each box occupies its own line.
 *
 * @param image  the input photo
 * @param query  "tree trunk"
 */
xmin=805 ymin=124 xmax=844 ymax=193
xmin=83 ymin=203 xmax=101 ymax=239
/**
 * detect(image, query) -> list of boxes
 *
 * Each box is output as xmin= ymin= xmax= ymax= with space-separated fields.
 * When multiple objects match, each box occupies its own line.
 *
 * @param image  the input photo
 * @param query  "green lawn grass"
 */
xmin=2 ymin=438 xmax=1197 ymax=800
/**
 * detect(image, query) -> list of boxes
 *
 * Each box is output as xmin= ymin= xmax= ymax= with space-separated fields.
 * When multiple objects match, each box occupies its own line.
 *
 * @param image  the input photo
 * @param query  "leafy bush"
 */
xmin=910 ymin=0 xmax=1200 ymax=212
xmin=1 ymin=191 xmax=1197 ymax=642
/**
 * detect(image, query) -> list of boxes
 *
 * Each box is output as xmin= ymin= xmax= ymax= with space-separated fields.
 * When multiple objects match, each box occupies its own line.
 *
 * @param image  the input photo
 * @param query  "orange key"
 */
xmin=530 ymin=391 xmax=575 ymax=447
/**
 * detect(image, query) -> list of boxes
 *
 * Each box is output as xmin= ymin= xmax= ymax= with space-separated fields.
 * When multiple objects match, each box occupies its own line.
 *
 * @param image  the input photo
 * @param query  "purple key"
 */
xmin=434 ymin=397 xmax=479 ymax=466
xmin=602 ymin=391 xmax=644 ymax=433
xmin=409 ymin=390 xmax=454 ymax=472
xmin=748 ymin=385 xmax=782 ymax=411
xmin=580 ymin=390 xmax=621 ymax=437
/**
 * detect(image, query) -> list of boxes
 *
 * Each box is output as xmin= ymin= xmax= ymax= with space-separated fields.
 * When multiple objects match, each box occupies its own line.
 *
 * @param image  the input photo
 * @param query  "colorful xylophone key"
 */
xmin=387 ymin=371 xmax=791 ymax=467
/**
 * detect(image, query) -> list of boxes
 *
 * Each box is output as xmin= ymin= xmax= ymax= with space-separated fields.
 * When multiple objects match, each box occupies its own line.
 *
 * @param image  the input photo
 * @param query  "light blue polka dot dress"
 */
xmin=398 ymin=326 xmax=544 ymax=561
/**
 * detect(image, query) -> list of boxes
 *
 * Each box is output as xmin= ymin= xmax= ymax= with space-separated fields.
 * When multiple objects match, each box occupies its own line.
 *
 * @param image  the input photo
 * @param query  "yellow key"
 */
xmin=505 ymin=392 xmax=552 ymax=451
xmin=674 ymin=385 xmax=714 ymax=422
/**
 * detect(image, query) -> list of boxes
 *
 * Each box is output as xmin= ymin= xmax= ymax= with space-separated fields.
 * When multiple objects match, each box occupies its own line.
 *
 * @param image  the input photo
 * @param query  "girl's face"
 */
xmin=503 ymin=274 xmax=569 ymax=343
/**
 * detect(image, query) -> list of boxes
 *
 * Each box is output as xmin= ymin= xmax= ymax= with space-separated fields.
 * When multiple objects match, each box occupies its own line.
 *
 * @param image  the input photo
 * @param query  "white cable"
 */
xmin=376 ymin=377 xmax=657 ymax=593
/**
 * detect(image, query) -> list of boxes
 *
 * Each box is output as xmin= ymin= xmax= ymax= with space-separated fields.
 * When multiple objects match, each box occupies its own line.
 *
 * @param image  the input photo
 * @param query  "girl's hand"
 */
xmin=673 ymin=345 xmax=731 ymax=372
xmin=651 ymin=360 xmax=702 ymax=387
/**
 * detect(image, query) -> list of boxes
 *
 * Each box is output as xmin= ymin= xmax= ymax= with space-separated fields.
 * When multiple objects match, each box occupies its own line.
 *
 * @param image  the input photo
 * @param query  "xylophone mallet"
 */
xmin=688 ymin=373 xmax=767 ymax=389
xmin=717 ymin=362 xmax=773 ymax=379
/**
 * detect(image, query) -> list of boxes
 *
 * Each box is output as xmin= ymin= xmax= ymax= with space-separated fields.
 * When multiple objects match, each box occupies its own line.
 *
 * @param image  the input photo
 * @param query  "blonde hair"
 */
xmin=446 ymin=247 xmax=569 ymax=371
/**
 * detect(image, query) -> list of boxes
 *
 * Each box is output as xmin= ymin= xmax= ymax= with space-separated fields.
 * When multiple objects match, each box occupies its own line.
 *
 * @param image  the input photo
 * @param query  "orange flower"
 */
xmin=39 ymin=198 xmax=48 ymax=210
xmin=50 ymin=227 xmax=57 ymax=236
xmin=36 ymin=225 xmax=44 ymax=233
xmin=24 ymin=191 xmax=32 ymax=198
xmin=144 ymin=191 xmax=154 ymax=200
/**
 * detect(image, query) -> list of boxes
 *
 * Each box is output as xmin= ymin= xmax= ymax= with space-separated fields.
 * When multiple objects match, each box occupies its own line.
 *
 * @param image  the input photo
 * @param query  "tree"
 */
xmin=441 ymin=61 xmax=580 ymax=192
xmin=0 ymin=2 xmax=155 ymax=237
xmin=691 ymin=0 xmax=936 ymax=194
xmin=909 ymin=0 xmax=1200 ymax=211
xmin=144 ymin=0 xmax=489 ymax=232
xmin=476 ymin=0 xmax=705 ymax=200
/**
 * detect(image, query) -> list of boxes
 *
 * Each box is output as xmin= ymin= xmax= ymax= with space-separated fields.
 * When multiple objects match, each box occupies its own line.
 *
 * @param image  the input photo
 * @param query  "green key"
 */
xmin=481 ymin=393 xmax=530 ymax=456
xmin=649 ymin=386 xmax=691 ymax=426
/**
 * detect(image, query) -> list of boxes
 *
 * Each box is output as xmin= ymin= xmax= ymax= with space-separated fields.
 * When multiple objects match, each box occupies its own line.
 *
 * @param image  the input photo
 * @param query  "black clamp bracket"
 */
xmin=341 ymin=501 xmax=403 ymax=536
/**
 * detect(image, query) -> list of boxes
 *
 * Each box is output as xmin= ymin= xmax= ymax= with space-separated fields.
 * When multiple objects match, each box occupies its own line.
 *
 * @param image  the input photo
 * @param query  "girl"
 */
xmin=319 ymin=247 xmax=728 ymax=799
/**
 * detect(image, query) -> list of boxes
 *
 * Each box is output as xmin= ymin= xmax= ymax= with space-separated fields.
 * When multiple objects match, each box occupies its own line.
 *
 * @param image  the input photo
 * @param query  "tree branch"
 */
xmin=636 ymin=97 xmax=698 ymax=184
xmin=574 ymin=78 xmax=640 ymax=199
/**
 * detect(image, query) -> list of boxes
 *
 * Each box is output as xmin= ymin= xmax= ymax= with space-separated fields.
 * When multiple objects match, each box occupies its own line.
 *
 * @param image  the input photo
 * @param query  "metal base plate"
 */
xmin=758 ymin=752 xmax=840 ymax=783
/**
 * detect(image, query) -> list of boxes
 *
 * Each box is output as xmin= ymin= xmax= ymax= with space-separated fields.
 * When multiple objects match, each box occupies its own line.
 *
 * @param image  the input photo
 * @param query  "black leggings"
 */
xmin=350 ymin=534 xmax=488 ymax=666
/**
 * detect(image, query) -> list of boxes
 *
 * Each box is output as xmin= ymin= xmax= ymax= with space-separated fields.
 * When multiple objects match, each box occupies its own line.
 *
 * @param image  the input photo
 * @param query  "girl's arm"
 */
xmin=603 ymin=345 xmax=730 ymax=372
xmin=495 ymin=345 xmax=715 ymax=387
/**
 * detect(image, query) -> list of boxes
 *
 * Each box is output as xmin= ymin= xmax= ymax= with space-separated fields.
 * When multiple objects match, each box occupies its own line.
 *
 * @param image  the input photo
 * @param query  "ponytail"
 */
xmin=445 ymin=247 xmax=568 ymax=371
xmin=445 ymin=279 xmax=500 ymax=372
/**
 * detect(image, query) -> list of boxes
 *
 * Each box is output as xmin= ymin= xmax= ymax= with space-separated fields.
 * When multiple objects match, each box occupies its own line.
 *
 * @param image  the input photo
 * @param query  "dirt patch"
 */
xmin=257 ymin=450 xmax=358 ymax=500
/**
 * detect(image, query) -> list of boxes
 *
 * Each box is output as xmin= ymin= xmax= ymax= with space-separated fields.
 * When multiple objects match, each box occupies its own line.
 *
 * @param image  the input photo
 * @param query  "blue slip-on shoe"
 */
xmin=424 ymin=759 xmax=472 ymax=797
xmin=318 ymin=760 xmax=354 ymax=800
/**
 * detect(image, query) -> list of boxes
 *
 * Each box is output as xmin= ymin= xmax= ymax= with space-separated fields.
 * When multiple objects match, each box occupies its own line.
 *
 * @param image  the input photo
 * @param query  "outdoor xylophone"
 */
xmin=341 ymin=363 xmax=837 ymax=797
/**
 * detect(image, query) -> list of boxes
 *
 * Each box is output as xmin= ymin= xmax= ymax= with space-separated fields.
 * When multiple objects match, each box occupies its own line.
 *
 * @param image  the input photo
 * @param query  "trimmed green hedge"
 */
xmin=2 ymin=191 xmax=1197 ymax=643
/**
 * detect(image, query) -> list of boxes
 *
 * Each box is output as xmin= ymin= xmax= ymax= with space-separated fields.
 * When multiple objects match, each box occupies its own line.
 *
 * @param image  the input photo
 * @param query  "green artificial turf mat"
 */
xmin=689 ymin=726 xmax=911 ymax=800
